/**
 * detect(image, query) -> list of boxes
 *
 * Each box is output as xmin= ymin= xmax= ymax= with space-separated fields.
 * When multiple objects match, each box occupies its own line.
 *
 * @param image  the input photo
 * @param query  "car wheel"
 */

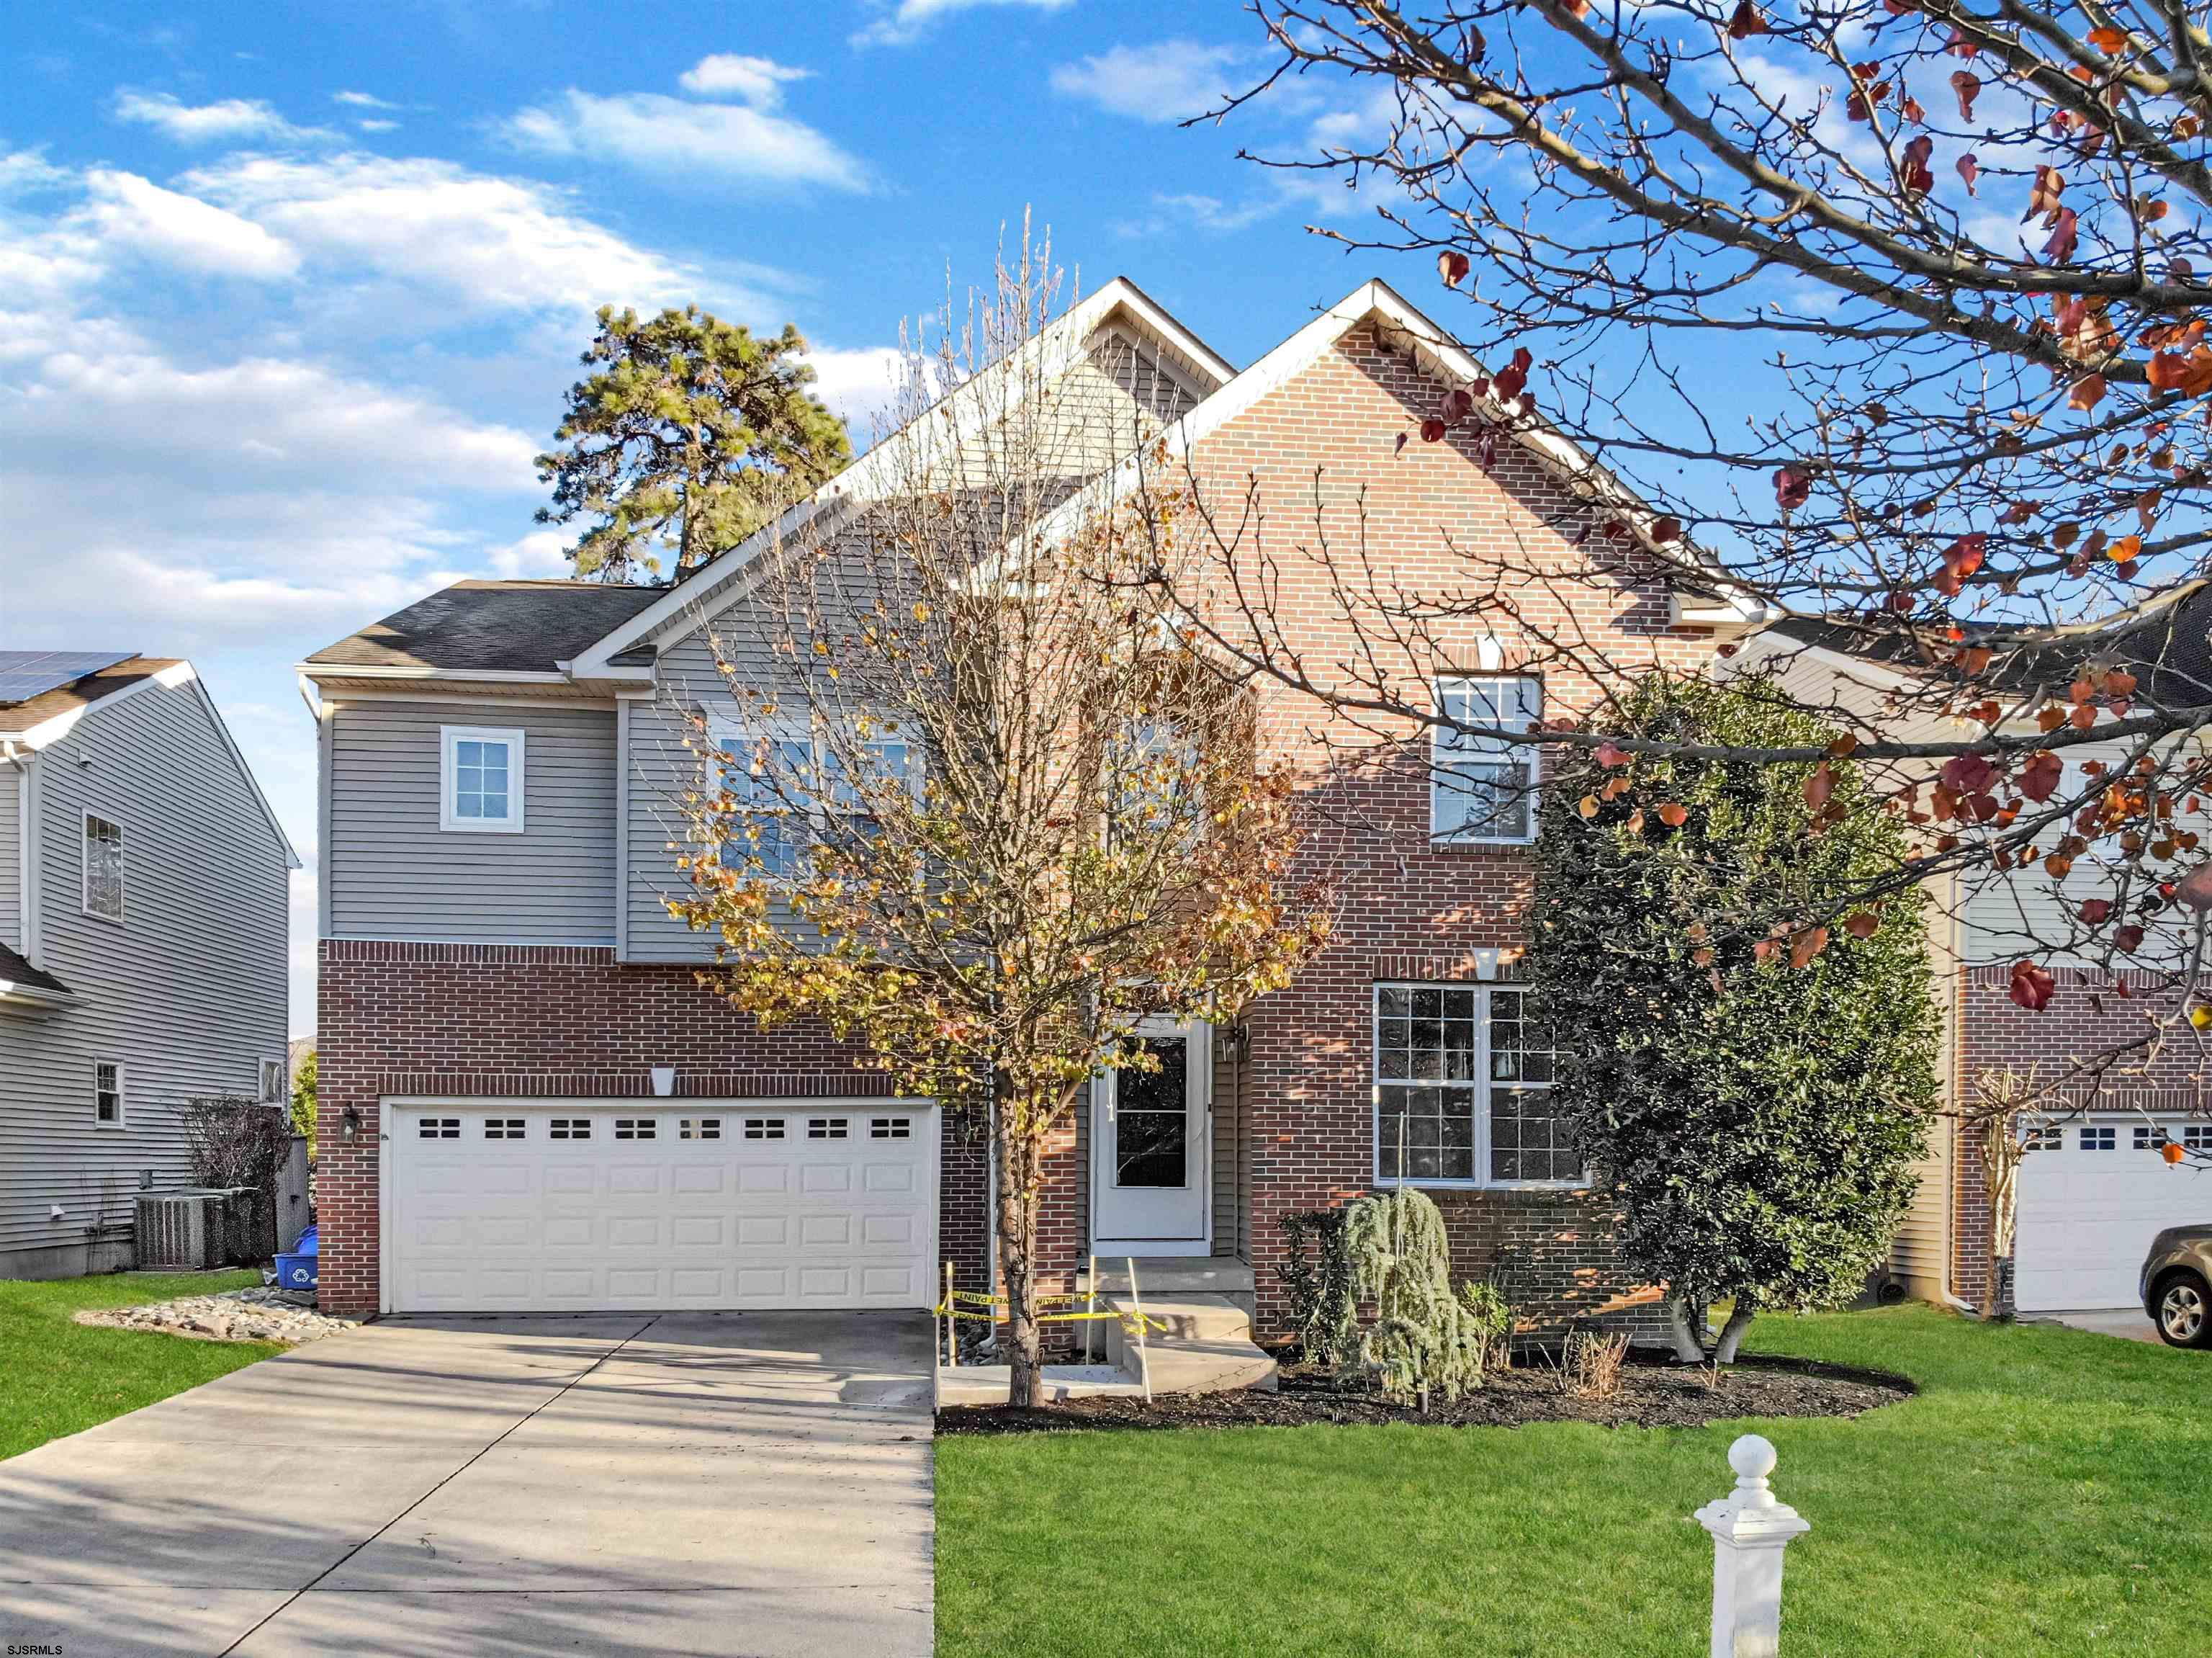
xmin=2154 ymin=1272 xmax=2212 ymax=1349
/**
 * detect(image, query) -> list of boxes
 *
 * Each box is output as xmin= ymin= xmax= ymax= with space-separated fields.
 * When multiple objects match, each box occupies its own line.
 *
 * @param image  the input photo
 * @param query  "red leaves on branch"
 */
xmin=2116 ymin=923 xmax=2146 ymax=952
xmin=1593 ymin=740 xmax=1630 ymax=768
xmin=2044 ymin=207 xmax=2080 ymax=264
xmin=1791 ymin=927 xmax=1830 ymax=969
xmin=1941 ymin=752 xmax=1995 ymax=796
xmin=1438 ymin=250 xmax=1470 ymax=287
xmin=2025 ymin=166 xmax=2066 ymax=220
xmin=1950 ymin=69 xmax=1981 ymax=120
xmin=1420 ymin=417 xmax=1447 ymax=442
xmin=1845 ymin=910 xmax=1881 ymax=939
xmin=1956 ymin=153 xmax=1979 ymax=194
xmin=2147 ymin=349 xmax=2212 ymax=396
xmin=2018 ymin=750 xmax=2064 ymax=802
xmin=1773 ymin=463 xmax=1813 ymax=509
xmin=2069 ymin=375 xmax=2107 ymax=412
xmin=1845 ymin=62 xmax=1891 ymax=123
xmin=1932 ymin=532 xmax=1986 ymax=596
xmin=2087 ymin=24 xmax=2128 ymax=54
xmin=1726 ymin=0 xmax=1767 ymax=37
xmin=2008 ymin=959 xmax=2058 ymax=1011
xmin=1444 ymin=387 xmax=1475 ymax=421
xmin=2080 ymin=899 xmax=2113 ymax=925
xmin=1803 ymin=761 xmax=1835 ymax=810
xmin=1902 ymin=135 xmax=1936 ymax=194
xmin=1492 ymin=346 xmax=1534 ymax=403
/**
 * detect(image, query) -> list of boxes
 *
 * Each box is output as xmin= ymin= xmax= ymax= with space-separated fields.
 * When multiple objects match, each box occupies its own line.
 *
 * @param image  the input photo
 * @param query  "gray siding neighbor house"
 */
xmin=0 ymin=652 xmax=299 ymax=1278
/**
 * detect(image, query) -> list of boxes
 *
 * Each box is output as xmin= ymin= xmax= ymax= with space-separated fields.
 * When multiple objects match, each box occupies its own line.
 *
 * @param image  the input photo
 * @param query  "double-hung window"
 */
xmin=1432 ymin=677 xmax=1542 ymax=844
xmin=1373 ymin=982 xmax=1575 ymax=1186
xmin=440 ymin=727 xmax=523 ymax=832
xmin=712 ymin=717 xmax=918 ymax=876
xmin=83 ymin=813 xmax=125 ymax=920
xmin=94 ymin=1060 xmax=125 ymax=1128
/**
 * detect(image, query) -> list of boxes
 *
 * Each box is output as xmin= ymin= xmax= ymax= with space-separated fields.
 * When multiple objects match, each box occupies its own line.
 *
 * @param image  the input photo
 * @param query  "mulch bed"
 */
xmin=935 ymin=1352 xmax=1913 ymax=1436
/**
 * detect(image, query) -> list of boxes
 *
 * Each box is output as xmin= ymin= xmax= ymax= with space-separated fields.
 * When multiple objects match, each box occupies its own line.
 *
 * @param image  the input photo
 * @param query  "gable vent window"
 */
xmin=808 ymin=1117 xmax=850 ymax=1140
xmin=2082 ymin=1124 xmax=2116 ymax=1151
xmin=484 ymin=1119 xmax=526 ymax=1140
xmin=549 ymin=1118 xmax=592 ymax=1141
xmin=418 ymin=1116 xmax=461 ymax=1139
xmin=614 ymin=1118 xmax=657 ymax=1140
xmin=744 ymin=1117 xmax=786 ymax=1140
xmin=680 ymin=1118 xmax=723 ymax=1140
xmin=84 ymin=813 xmax=125 ymax=921
xmin=870 ymin=1117 xmax=913 ymax=1139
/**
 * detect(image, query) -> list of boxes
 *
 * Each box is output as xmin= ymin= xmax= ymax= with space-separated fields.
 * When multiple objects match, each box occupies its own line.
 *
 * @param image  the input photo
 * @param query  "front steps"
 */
xmin=935 ymin=1265 xmax=1277 ymax=1407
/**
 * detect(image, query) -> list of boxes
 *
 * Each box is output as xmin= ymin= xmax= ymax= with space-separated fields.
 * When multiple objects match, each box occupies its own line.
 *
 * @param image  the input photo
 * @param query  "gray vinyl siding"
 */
xmin=0 ymin=777 xmax=19 ymax=951
xmin=326 ymin=700 xmax=618 ymax=944
xmin=0 ymin=678 xmax=289 ymax=1260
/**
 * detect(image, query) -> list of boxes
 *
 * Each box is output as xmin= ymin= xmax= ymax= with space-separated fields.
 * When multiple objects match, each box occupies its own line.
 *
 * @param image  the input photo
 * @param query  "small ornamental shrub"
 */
xmin=1276 ymin=1208 xmax=1357 ymax=1368
xmin=1533 ymin=676 xmax=1941 ymax=1362
xmin=1342 ymin=1188 xmax=1499 ymax=1403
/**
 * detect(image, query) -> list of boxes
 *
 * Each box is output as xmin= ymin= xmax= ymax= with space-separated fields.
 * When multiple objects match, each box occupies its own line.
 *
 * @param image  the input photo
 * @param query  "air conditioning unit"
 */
xmin=135 ymin=1191 xmax=219 ymax=1271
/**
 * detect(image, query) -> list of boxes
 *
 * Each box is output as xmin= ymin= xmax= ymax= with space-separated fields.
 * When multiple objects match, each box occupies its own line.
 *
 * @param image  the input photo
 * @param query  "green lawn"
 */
xmin=937 ymin=1307 xmax=2206 ymax=1657
xmin=0 ymin=1271 xmax=278 ymax=1461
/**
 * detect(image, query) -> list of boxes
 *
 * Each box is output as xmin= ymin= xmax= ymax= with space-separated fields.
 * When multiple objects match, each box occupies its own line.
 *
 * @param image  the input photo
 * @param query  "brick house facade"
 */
xmin=305 ymin=278 xmax=1758 ymax=1343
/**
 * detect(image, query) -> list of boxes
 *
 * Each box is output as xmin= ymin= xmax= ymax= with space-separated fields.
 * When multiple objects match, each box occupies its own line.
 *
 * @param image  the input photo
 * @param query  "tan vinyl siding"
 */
xmin=0 ymin=678 xmax=289 ymax=1258
xmin=326 ymin=699 xmax=617 ymax=944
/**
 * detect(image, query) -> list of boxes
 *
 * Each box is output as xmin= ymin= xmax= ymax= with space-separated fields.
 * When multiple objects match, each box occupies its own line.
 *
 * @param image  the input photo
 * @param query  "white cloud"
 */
xmin=804 ymin=344 xmax=912 ymax=440
xmin=183 ymin=153 xmax=721 ymax=320
xmin=483 ymin=529 xmax=573 ymax=578
xmin=855 ymin=0 xmax=1071 ymax=48
xmin=81 ymin=169 xmax=300 ymax=279
xmin=501 ymin=89 xmax=866 ymax=191
xmin=0 ymin=149 xmax=68 ymax=196
xmin=1048 ymin=40 xmax=1246 ymax=124
xmin=111 ymin=91 xmax=324 ymax=145
xmin=356 ymin=118 xmax=399 ymax=134
xmin=678 ymin=53 xmax=811 ymax=107
xmin=331 ymin=90 xmax=399 ymax=109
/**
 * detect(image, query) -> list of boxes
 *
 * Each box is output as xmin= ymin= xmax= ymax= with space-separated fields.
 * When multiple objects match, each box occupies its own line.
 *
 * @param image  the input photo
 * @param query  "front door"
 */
xmin=1091 ymin=1021 xmax=1210 ymax=1254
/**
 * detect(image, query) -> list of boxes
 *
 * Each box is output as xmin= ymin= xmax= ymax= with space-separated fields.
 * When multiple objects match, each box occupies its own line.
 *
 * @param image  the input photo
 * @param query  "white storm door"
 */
xmin=1091 ymin=1021 xmax=1210 ymax=1253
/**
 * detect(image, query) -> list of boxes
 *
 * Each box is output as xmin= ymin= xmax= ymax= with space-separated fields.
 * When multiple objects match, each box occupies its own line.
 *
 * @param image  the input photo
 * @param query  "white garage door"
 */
xmin=2015 ymin=1118 xmax=2212 ymax=1311
xmin=384 ymin=1101 xmax=936 ymax=1314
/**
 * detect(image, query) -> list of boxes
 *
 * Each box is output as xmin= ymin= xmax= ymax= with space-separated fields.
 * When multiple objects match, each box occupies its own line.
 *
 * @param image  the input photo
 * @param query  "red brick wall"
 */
xmin=315 ymin=938 xmax=990 ymax=1316
xmin=1954 ymin=961 xmax=2210 ymax=1307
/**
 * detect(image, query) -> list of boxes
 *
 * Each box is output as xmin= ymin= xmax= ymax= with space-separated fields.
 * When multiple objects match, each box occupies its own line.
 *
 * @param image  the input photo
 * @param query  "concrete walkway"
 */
xmin=0 ymin=1311 xmax=935 ymax=1657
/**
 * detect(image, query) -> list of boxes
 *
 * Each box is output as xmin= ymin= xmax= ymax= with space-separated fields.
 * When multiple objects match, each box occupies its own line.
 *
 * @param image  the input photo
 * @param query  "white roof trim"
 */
xmin=567 ymin=276 xmax=1236 ymax=678
xmin=0 ymin=977 xmax=70 ymax=1008
xmin=296 ymin=663 xmax=572 ymax=686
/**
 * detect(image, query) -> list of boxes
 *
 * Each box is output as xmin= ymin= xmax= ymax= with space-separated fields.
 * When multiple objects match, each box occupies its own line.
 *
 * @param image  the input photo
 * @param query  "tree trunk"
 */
xmin=1712 ymin=1296 xmax=1758 ymax=1365
xmin=1666 ymin=1292 xmax=1711 ymax=1363
xmin=992 ymin=1084 xmax=1045 ymax=1408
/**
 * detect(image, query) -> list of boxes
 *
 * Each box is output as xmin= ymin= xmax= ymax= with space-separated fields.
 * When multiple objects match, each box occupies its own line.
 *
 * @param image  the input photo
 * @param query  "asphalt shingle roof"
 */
xmin=0 ymin=657 xmax=180 ymax=736
xmin=0 ymin=944 xmax=68 ymax=998
xmin=304 ymin=579 xmax=665 ymax=674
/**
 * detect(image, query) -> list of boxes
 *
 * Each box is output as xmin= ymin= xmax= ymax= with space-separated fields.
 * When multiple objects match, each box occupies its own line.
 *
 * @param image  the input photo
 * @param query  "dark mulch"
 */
xmin=935 ymin=1351 xmax=1913 ymax=1436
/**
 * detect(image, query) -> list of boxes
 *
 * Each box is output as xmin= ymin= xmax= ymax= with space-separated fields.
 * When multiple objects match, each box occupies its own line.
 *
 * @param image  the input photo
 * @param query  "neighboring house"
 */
xmin=300 ymin=277 xmax=1763 ymax=1335
xmin=0 ymin=653 xmax=299 ymax=1277
xmin=1737 ymin=598 xmax=2212 ymax=1317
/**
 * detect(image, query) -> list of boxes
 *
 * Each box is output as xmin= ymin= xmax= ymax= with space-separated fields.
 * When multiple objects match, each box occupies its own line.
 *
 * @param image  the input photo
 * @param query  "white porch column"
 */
xmin=1694 ymin=1433 xmax=1812 ymax=1658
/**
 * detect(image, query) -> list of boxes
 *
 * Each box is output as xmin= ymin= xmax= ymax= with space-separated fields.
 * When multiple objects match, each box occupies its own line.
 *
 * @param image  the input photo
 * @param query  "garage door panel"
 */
xmin=388 ymin=1105 xmax=934 ymax=1313
xmin=2018 ymin=1121 xmax=2212 ymax=1310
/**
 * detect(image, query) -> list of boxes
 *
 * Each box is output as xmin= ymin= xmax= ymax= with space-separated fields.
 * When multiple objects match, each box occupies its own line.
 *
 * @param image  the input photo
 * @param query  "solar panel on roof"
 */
xmin=0 ymin=651 xmax=135 ymax=708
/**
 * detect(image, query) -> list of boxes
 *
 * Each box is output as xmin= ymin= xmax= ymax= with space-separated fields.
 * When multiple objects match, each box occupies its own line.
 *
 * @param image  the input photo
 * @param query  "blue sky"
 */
xmin=0 ymin=1 xmax=1422 ymax=1034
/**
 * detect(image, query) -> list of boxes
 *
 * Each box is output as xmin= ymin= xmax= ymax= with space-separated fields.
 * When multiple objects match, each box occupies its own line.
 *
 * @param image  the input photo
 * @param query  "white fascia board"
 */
xmin=0 ymin=982 xmax=71 ymax=1008
xmin=294 ymin=663 xmax=572 ymax=686
xmin=567 ymin=277 xmax=1238 ymax=678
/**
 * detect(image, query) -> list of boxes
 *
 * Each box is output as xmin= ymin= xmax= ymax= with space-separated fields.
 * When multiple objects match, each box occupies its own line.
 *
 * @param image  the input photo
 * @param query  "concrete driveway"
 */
xmin=2039 ymin=1307 xmax=2163 ymax=1345
xmin=0 ymin=1311 xmax=934 ymax=1657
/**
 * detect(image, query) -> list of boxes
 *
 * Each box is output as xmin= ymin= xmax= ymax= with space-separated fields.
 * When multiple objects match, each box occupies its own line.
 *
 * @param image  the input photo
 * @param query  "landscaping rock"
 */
xmin=72 ymin=1286 xmax=359 ymax=1346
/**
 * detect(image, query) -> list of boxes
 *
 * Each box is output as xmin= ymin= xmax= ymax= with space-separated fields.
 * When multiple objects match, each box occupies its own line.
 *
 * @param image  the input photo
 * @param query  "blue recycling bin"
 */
xmin=273 ymin=1224 xmax=318 ymax=1293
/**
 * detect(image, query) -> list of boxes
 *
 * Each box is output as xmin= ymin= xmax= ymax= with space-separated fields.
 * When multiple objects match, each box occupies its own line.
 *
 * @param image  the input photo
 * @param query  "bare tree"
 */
xmin=1125 ymin=0 xmax=2212 ymax=1098
xmin=669 ymin=235 xmax=1336 ymax=1406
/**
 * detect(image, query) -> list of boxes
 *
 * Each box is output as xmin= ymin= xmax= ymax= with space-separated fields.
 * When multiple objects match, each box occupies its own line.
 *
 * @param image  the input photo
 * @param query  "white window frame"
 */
xmin=82 ymin=810 xmax=125 ymax=922
xmin=1371 ymin=980 xmax=1581 ymax=1191
xmin=259 ymin=1057 xmax=286 ymax=1103
xmin=94 ymin=1059 xmax=125 ymax=1129
xmin=439 ymin=726 xmax=525 ymax=833
xmin=1431 ymin=676 xmax=1543 ymax=847
xmin=707 ymin=714 xmax=920 ymax=876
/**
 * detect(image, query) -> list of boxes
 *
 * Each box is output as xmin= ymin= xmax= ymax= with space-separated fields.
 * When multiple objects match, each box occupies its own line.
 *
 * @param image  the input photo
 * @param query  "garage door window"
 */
xmin=2133 ymin=1124 xmax=2173 ymax=1150
xmin=871 ymin=1116 xmax=912 ymax=1139
xmin=550 ymin=1118 xmax=592 ymax=1140
xmin=2082 ymin=1125 xmax=2116 ymax=1150
xmin=2024 ymin=1121 xmax=2063 ymax=1151
xmin=614 ymin=1118 xmax=657 ymax=1140
xmin=2187 ymin=1125 xmax=2212 ymax=1152
xmin=418 ymin=1116 xmax=459 ymax=1139
xmin=680 ymin=1118 xmax=723 ymax=1139
xmin=744 ymin=1117 xmax=786 ymax=1139
xmin=485 ymin=1119 xmax=526 ymax=1139
xmin=809 ymin=1117 xmax=850 ymax=1139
